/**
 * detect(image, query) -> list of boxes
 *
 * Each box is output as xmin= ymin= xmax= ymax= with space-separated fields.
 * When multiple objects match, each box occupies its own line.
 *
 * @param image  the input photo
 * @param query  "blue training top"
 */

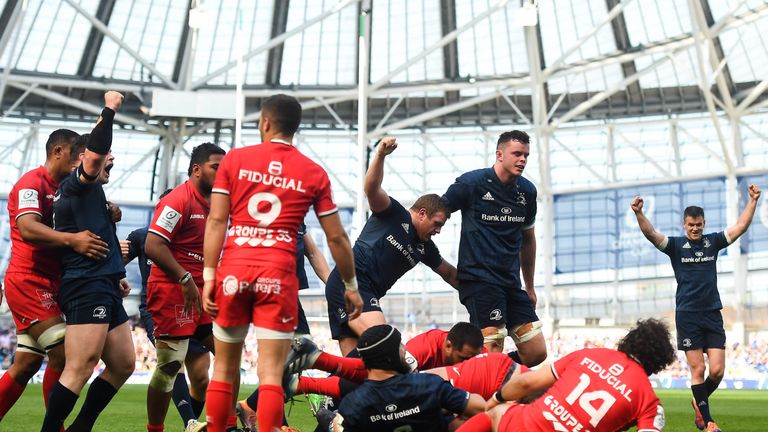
xmin=338 ymin=373 xmax=469 ymax=432
xmin=54 ymin=170 xmax=125 ymax=281
xmin=661 ymin=231 xmax=729 ymax=311
xmin=443 ymin=168 xmax=537 ymax=289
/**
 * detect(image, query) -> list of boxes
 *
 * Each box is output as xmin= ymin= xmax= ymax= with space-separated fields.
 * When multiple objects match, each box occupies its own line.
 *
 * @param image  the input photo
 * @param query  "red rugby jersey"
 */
xmin=212 ymin=142 xmax=337 ymax=269
xmin=7 ymin=166 xmax=61 ymax=279
xmin=148 ymin=180 xmax=209 ymax=285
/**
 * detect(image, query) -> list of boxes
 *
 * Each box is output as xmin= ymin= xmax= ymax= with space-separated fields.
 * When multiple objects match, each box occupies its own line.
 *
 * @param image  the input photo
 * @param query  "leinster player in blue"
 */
xmin=631 ymin=183 xmax=761 ymax=432
xmin=326 ymin=137 xmax=458 ymax=354
xmin=331 ymin=324 xmax=484 ymax=432
xmin=42 ymin=91 xmax=135 ymax=432
xmin=443 ymin=130 xmax=546 ymax=365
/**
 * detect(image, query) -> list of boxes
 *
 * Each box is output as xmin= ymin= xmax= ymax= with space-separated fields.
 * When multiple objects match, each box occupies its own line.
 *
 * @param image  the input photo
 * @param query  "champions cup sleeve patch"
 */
xmin=156 ymin=205 xmax=182 ymax=233
xmin=18 ymin=189 xmax=39 ymax=209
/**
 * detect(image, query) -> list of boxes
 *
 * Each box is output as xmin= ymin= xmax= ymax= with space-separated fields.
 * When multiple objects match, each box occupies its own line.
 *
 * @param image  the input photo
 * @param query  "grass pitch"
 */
xmin=1 ymin=385 xmax=766 ymax=431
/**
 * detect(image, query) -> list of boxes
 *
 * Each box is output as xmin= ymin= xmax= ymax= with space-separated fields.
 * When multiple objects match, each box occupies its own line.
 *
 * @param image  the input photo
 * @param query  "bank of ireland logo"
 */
xmin=222 ymin=275 xmax=238 ymax=296
xmin=92 ymin=306 xmax=107 ymax=319
xmin=385 ymin=404 xmax=398 ymax=413
xmin=490 ymin=309 xmax=502 ymax=321
xmin=682 ymin=338 xmax=692 ymax=348
xmin=695 ymin=251 xmax=704 ymax=257
xmin=501 ymin=207 xmax=512 ymax=214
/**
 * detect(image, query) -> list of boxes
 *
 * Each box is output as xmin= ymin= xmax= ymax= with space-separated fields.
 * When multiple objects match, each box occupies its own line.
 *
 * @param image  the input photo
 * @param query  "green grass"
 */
xmin=1 ymin=385 xmax=766 ymax=431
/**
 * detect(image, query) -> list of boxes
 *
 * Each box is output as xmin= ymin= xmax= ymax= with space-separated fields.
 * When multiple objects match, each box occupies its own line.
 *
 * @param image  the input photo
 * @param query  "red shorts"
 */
xmin=445 ymin=353 xmax=513 ymax=399
xmin=498 ymin=403 xmax=527 ymax=431
xmin=214 ymin=264 xmax=298 ymax=332
xmin=3 ymin=272 xmax=61 ymax=332
xmin=147 ymin=281 xmax=211 ymax=338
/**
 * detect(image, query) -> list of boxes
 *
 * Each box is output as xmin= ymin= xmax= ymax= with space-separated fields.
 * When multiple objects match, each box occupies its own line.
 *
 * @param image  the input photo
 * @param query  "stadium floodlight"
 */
xmin=515 ymin=1 xmax=538 ymax=27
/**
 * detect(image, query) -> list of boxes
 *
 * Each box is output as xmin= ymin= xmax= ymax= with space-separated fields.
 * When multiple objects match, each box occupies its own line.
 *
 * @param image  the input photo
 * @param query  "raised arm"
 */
xmin=303 ymin=231 xmax=331 ymax=284
xmin=363 ymin=137 xmax=397 ymax=213
xmin=79 ymin=91 xmax=123 ymax=184
xmin=631 ymin=196 xmax=666 ymax=247
xmin=318 ymin=212 xmax=362 ymax=319
xmin=725 ymin=184 xmax=762 ymax=242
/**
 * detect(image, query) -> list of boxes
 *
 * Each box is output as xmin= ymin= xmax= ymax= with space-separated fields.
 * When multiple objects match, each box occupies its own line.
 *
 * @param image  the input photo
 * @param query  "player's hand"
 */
xmin=377 ymin=137 xmax=398 ymax=157
xmin=748 ymin=184 xmax=761 ymax=201
xmin=525 ymin=286 xmax=537 ymax=308
xmin=486 ymin=396 xmax=501 ymax=411
xmin=344 ymin=290 xmax=364 ymax=321
xmin=202 ymin=280 xmax=218 ymax=318
xmin=181 ymin=278 xmax=202 ymax=316
xmin=119 ymin=240 xmax=130 ymax=260
xmin=119 ymin=279 xmax=131 ymax=298
xmin=70 ymin=230 xmax=109 ymax=259
xmin=104 ymin=91 xmax=124 ymax=112
xmin=630 ymin=196 xmax=644 ymax=213
xmin=107 ymin=202 xmax=122 ymax=223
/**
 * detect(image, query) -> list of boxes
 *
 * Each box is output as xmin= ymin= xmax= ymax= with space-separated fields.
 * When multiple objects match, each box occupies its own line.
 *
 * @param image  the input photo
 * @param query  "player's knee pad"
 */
xmin=37 ymin=322 xmax=66 ymax=352
xmin=510 ymin=320 xmax=543 ymax=344
xmin=212 ymin=323 xmax=249 ymax=343
xmin=149 ymin=339 xmax=189 ymax=393
xmin=482 ymin=327 xmax=508 ymax=346
xmin=15 ymin=333 xmax=45 ymax=356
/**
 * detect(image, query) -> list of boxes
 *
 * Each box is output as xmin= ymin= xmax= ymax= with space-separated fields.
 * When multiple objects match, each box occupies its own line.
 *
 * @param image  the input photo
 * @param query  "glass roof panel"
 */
xmin=635 ymin=46 xmax=699 ymax=88
xmin=709 ymin=0 xmax=767 ymax=20
xmin=2 ymin=0 xmax=98 ymax=75
xmin=92 ymin=0 xmax=185 ymax=83
xmin=280 ymin=0 xmax=357 ymax=86
xmin=370 ymin=0 xmax=444 ymax=84
xmin=191 ymin=0 xmax=273 ymax=86
xmin=455 ymin=0 xmax=529 ymax=78
xmin=717 ymin=16 xmax=768 ymax=83
xmin=624 ymin=0 xmax=692 ymax=46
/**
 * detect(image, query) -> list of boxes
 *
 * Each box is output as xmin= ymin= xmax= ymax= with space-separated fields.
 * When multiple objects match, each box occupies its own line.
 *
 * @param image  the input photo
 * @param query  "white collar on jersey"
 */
xmin=270 ymin=139 xmax=293 ymax=146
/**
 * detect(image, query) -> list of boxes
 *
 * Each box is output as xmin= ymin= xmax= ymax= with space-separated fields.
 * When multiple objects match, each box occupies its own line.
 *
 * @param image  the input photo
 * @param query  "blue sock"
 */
xmin=246 ymin=388 xmax=259 ymax=411
xmin=42 ymin=382 xmax=78 ymax=432
xmin=692 ymin=383 xmax=714 ymax=423
xmin=190 ymin=396 xmax=205 ymax=419
xmin=171 ymin=373 xmax=196 ymax=425
xmin=67 ymin=377 xmax=117 ymax=432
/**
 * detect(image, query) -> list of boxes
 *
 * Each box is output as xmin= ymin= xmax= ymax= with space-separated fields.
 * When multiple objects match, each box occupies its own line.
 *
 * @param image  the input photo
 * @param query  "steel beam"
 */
xmin=0 ymin=0 xmax=26 ymax=110
xmin=0 ymin=0 xmax=21 ymax=60
xmin=439 ymin=0 xmax=459 ymax=103
xmin=605 ymin=0 xmax=641 ymax=100
xmin=76 ymin=0 xmax=116 ymax=77
xmin=265 ymin=0 xmax=291 ymax=86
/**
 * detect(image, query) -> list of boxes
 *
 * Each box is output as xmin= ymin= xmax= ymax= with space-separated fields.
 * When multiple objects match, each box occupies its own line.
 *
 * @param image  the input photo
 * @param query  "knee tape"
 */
xmin=15 ymin=333 xmax=45 ymax=356
xmin=511 ymin=321 xmax=543 ymax=344
xmin=37 ymin=322 xmax=66 ymax=352
xmin=482 ymin=327 xmax=508 ymax=346
xmin=212 ymin=323 xmax=249 ymax=343
xmin=149 ymin=339 xmax=189 ymax=393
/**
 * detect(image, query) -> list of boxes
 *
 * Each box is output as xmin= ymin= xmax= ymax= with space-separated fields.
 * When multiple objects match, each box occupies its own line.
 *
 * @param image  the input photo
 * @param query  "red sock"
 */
xmin=257 ymin=384 xmax=284 ymax=432
xmin=297 ymin=376 xmax=342 ymax=399
xmin=314 ymin=352 xmax=367 ymax=383
xmin=146 ymin=424 xmax=164 ymax=432
xmin=456 ymin=413 xmax=493 ymax=432
xmin=227 ymin=415 xmax=237 ymax=428
xmin=0 ymin=372 xmax=25 ymax=417
xmin=42 ymin=367 xmax=62 ymax=407
xmin=205 ymin=380 xmax=232 ymax=432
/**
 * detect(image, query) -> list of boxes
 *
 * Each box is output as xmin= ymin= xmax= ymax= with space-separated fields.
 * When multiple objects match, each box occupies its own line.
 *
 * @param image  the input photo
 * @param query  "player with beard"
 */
xmin=1 ymin=130 xmax=107 ymax=423
xmin=144 ymin=143 xmax=226 ymax=432
xmin=42 ymin=91 xmax=136 ymax=432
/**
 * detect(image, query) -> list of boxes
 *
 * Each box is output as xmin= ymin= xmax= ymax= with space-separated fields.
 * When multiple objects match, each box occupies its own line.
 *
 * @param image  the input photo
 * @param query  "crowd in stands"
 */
xmin=1 ymin=320 xmax=767 ymax=381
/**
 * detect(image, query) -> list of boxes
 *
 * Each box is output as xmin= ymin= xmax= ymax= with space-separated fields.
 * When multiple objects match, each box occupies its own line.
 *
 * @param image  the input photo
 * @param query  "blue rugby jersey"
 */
xmin=661 ymin=232 xmax=729 ymax=311
xmin=443 ymin=168 xmax=536 ymax=288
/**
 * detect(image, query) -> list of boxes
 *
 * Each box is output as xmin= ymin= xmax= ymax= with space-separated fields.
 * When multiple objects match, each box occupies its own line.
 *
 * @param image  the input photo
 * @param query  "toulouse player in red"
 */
xmin=1 ymin=129 xmax=107 ymax=422
xmin=202 ymin=94 xmax=362 ymax=432
xmin=144 ymin=143 xmax=225 ymax=432
xmin=458 ymin=319 xmax=676 ymax=432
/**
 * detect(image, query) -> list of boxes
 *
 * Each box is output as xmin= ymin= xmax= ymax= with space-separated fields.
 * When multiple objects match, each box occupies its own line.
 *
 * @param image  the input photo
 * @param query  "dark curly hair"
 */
xmin=617 ymin=318 xmax=675 ymax=376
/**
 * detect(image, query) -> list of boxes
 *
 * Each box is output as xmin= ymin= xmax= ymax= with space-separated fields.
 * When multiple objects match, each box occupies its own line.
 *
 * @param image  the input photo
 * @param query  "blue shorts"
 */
xmin=325 ymin=270 xmax=382 ymax=340
xmin=675 ymin=309 xmax=725 ymax=351
xmin=296 ymin=299 xmax=310 ymax=335
xmin=459 ymin=281 xmax=538 ymax=329
xmin=59 ymin=276 xmax=128 ymax=330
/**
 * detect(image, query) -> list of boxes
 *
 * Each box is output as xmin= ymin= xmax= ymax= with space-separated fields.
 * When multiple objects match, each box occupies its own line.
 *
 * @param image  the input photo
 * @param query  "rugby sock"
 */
xmin=190 ymin=396 xmax=205 ymax=419
xmin=146 ymin=425 xmax=164 ymax=432
xmin=257 ymin=384 xmax=285 ymax=432
xmin=205 ymin=380 xmax=232 ymax=432
xmin=456 ymin=413 xmax=492 ymax=432
xmin=314 ymin=352 xmax=368 ymax=382
xmin=507 ymin=350 xmax=523 ymax=365
xmin=296 ymin=376 xmax=343 ymax=399
xmin=245 ymin=387 xmax=259 ymax=411
xmin=704 ymin=377 xmax=720 ymax=396
xmin=691 ymin=383 xmax=714 ymax=423
xmin=227 ymin=415 xmax=237 ymax=428
xmin=42 ymin=367 xmax=62 ymax=407
xmin=0 ymin=372 xmax=25 ymax=417
xmin=67 ymin=377 xmax=118 ymax=431
xmin=41 ymin=382 xmax=78 ymax=432
xmin=170 ymin=373 xmax=195 ymax=425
